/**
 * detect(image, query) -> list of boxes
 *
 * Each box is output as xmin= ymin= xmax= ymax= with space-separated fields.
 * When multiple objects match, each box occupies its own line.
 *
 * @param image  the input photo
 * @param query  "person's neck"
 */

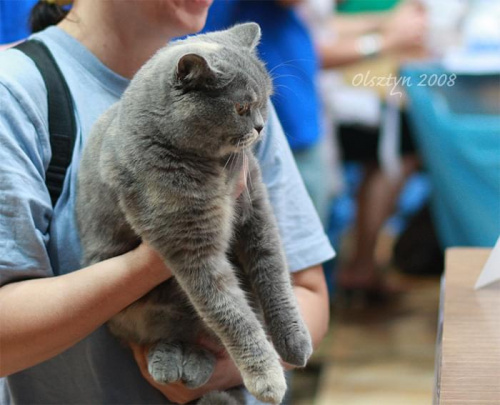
xmin=58 ymin=6 xmax=171 ymax=79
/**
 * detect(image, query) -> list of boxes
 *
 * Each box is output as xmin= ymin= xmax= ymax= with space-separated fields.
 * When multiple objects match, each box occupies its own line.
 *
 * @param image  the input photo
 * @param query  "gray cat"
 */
xmin=76 ymin=23 xmax=312 ymax=404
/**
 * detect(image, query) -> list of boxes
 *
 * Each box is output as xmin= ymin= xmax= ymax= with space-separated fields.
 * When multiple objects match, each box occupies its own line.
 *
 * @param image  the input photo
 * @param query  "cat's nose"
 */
xmin=255 ymin=125 xmax=263 ymax=134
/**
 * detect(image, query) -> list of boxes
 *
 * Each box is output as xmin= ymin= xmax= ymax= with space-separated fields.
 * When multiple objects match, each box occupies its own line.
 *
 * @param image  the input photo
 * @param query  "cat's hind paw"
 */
xmin=182 ymin=345 xmax=216 ymax=388
xmin=147 ymin=342 xmax=215 ymax=388
xmin=147 ymin=342 xmax=183 ymax=384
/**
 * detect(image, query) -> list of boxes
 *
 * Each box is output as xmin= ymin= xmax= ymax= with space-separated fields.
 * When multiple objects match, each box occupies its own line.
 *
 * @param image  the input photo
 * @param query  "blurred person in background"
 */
xmin=0 ymin=0 xmax=37 ymax=47
xmin=202 ymin=0 xmax=335 ymax=226
xmin=302 ymin=0 xmax=428 ymax=296
xmin=0 ymin=0 xmax=333 ymax=403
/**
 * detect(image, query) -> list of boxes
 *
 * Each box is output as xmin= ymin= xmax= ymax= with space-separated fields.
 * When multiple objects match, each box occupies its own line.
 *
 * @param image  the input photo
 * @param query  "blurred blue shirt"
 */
xmin=0 ymin=0 xmax=37 ymax=44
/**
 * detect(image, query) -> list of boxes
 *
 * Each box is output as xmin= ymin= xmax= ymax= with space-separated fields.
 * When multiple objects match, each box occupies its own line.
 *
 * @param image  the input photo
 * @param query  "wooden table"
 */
xmin=434 ymin=248 xmax=500 ymax=404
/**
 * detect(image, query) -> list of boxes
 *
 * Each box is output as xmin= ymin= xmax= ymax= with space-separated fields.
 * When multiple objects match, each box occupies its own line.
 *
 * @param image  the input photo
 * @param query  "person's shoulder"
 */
xmin=0 ymin=39 xmax=46 ymax=88
xmin=0 ymin=42 xmax=48 ymax=132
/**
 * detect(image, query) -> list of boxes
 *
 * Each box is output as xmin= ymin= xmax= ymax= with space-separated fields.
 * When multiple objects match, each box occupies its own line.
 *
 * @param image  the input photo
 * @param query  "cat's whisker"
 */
xmin=269 ymin=58 xmax=317 ymax=77
xmin=270 ymin=73 xmax=300 ymax=81
xmin=267 ymin=59 xmax=307 ymax=76
xmin=231 ymin=150 xmax=239 ymax=171
xmin=223 ymin=152 xmax=234 ymax=171
xmin=244 ymin=154 xmax=252 ymax=202
xmin=235 ymin=138 xmax=242 ymax=155
xmin=272 ymin=83 xmax=299 ymax=99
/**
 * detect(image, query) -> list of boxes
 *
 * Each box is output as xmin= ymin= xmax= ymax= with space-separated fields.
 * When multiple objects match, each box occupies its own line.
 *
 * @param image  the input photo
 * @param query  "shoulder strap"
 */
xmin=15 ymin=40 xmax=76 ymax=206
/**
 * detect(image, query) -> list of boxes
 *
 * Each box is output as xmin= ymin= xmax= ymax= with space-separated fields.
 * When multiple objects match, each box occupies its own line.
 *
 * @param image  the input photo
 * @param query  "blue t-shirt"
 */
xmin=0 ymin=26 xmax=334 ymax=404
xmin=202 ymin=0 xmax=322 ymax=150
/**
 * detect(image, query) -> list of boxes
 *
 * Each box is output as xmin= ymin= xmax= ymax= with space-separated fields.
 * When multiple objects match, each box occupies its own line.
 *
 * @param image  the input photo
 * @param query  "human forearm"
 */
xmin=0 ymin=244 xmax=170 ymax=377
xmin=292 ymin=265 xmax=330 ymax=354
xmin=333 ymin=13 xmax=389 ymax=37
xmin=293 ymin=288 xmax=329 ymax=352
xmin=318 ymin=33 xmax=398 ymax=69
xmin=318 ymin=36 xmax=369 ymax=68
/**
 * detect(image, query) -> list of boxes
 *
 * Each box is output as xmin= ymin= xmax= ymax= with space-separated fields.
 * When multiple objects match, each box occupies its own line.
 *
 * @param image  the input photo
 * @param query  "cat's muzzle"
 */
xmin=233 ymin=129 xmax=261 ymax=151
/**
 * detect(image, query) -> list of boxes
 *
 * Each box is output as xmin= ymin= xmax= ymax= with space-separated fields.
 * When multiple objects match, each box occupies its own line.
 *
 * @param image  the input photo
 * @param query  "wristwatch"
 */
xmin=356 ymin=33 xmax=383 ymax=58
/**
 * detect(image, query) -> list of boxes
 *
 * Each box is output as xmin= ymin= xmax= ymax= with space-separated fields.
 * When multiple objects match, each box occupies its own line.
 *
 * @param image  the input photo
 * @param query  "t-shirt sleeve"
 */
xmin=0 ymin=80 xmax=53 ymax=286
xmin=255 ymin=103 xmax=335 ymax=273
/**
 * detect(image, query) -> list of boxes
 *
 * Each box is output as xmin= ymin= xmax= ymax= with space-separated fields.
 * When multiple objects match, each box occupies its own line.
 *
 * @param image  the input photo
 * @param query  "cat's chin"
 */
xmin=232 ymin=130 xmax=261 ymax=152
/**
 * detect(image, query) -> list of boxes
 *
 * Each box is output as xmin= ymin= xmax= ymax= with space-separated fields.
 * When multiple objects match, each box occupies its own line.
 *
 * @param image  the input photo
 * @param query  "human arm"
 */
xmin=0 ymin=74 xmax=173 ymax=376
xmin=317 ymin=1 xmax=427 ymax=68
xmin=0 ymin=244 xmax=171 ymax=377
xmin=291 ymin=264 xmax=329 ymax=351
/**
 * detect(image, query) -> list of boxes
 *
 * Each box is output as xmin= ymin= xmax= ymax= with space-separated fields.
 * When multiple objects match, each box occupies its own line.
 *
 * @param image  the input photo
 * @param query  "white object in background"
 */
xmin=462 ymin=0 xmax=500 ymax=53
xmin=329 ymin=83 xmax=382 ymax=127
xmin=475 ymin=236 xmax=500 ymax=289
xmin=443 ymin=0 xmax=500 ymax=73
xmin=442 ymin=49 xmax=500 ymax=74
xmin=378 ymin=94 xmax=402 ymax=182
xmin=420 ymin=0 xmax=468 ymax=56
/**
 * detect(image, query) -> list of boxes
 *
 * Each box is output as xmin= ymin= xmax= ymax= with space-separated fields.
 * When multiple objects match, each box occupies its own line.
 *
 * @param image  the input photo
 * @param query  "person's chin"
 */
xmin=191 ymin=0 xmax=214 ymax=9
xmin=185 ymin=0 xmax=213 ymax=15
xmin=187 ymin=16 xmax=211 ymax=34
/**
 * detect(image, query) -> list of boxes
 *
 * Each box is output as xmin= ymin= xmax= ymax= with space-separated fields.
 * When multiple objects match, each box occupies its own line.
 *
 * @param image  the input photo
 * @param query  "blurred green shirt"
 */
xmin=337 ymin=0 xmax=400 ymax=14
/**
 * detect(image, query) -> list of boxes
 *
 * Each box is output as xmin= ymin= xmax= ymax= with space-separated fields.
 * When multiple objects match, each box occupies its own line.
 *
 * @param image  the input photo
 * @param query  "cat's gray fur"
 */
xmin=76 ymin=23 xmax=312 ymax=404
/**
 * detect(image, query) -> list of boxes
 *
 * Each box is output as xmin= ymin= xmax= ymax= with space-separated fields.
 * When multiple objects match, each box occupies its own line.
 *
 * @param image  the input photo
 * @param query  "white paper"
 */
xmin=475 ymin=236 xmax=500 ymax=289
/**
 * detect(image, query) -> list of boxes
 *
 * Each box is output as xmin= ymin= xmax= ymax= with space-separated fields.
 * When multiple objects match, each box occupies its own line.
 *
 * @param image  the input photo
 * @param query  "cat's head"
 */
xmin=127 ymin=23 xmax=273 ymax=158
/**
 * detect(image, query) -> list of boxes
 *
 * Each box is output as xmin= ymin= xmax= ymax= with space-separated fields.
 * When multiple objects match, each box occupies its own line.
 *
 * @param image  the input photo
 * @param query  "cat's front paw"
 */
xmin=274 ymin=322 xmax=313 ymax=368
xmin=242 ymin=362 xmax=286 ymax=404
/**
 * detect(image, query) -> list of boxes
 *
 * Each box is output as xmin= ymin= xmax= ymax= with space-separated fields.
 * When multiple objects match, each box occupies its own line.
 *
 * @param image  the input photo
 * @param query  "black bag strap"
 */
xmin=15 ymin=39 xmax=76 ymax=206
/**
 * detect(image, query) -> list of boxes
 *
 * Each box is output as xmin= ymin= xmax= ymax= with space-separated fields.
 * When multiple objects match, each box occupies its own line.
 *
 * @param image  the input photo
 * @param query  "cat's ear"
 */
xmin=176 ymin=53 xmax=215 ymax=87
xmin=227 ymin=23 xmax=261 ymax=51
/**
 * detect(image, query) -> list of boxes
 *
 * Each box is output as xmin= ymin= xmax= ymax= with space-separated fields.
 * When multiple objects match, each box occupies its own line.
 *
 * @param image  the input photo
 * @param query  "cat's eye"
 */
xmin=235 ymin=102 xmax=250 ymax=116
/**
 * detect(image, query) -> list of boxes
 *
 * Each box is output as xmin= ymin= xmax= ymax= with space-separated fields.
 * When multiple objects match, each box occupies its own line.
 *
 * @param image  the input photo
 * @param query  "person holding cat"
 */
xmin=0 ymin=0 xmax=334 ymax=404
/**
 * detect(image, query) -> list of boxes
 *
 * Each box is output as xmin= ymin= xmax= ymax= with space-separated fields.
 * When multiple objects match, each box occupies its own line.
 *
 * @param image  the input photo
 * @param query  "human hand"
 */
xmin=130 ymin=342 xmax=243 ymax=404
xmin=382 ymin=1 xmax=427 ymax=52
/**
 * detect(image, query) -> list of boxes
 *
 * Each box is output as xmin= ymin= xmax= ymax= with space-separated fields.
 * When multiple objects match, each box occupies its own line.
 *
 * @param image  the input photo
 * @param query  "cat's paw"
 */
xmin=181 ymin=346 xmax=216 ymax=389
xmin=147 ymin=342 xmax=216 ymax=388
xmin=242 ymin=362 xmax=286 ymax=404
xmin=274 ymin=322 xmax=313 ymax=367
xmin=147 ymin=342 xmax=183 ymax=384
